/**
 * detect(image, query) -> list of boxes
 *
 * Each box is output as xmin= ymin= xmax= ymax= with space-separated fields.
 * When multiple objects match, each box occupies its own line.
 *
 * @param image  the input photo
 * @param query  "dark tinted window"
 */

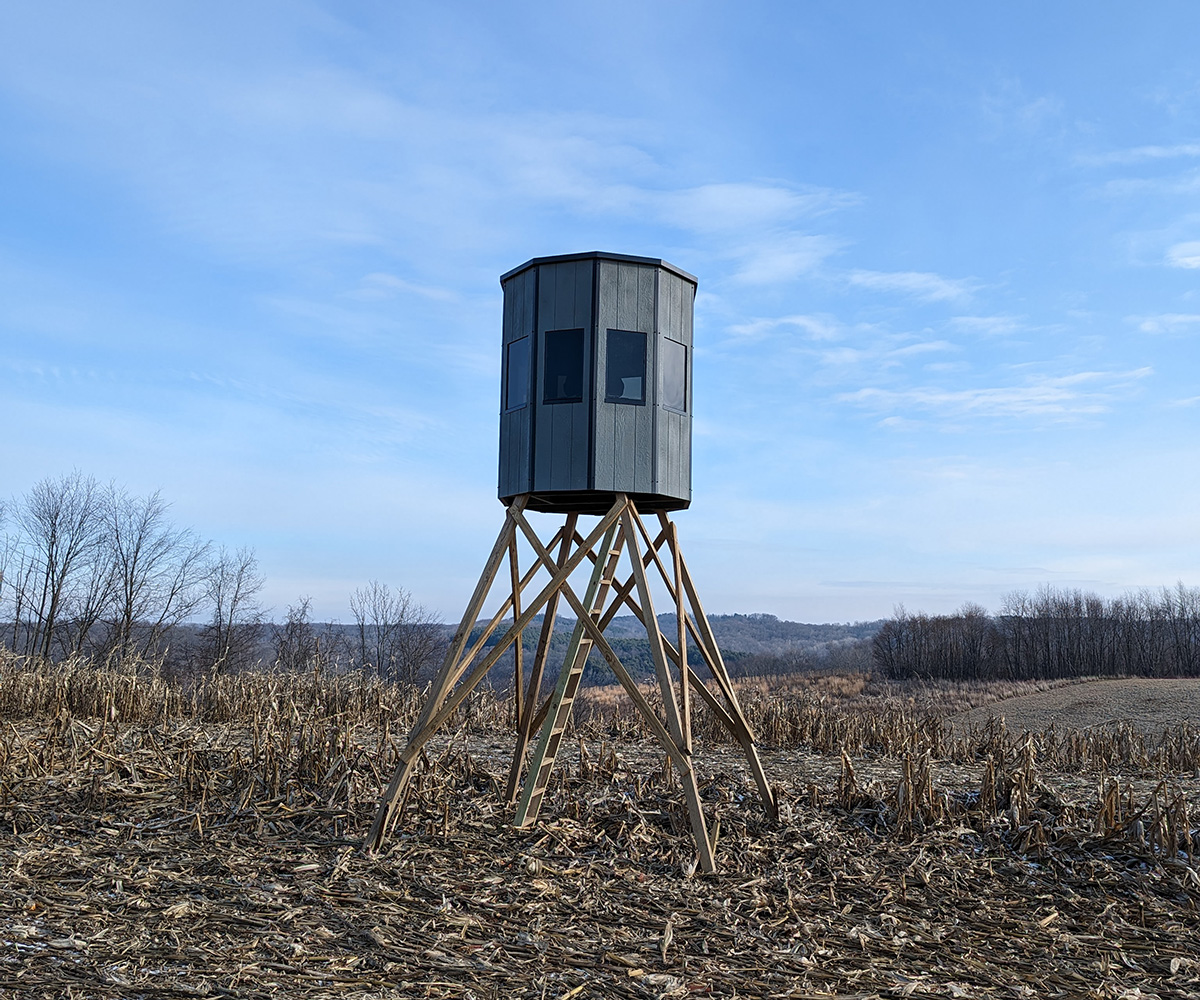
xmin=605 ymin=329 xmax=646 ymax=403
xmin=505 ymin=336 xmax=530 ymax=410
xmin=543 ymin=328 xmax=583 ymax=403
xmin=661 ymin=338 xmax=686 ymax=411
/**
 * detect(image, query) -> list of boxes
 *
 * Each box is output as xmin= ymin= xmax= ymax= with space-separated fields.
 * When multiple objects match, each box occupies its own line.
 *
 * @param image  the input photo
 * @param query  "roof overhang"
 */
xmin=500 ymin=251 xmax=697 ymax=286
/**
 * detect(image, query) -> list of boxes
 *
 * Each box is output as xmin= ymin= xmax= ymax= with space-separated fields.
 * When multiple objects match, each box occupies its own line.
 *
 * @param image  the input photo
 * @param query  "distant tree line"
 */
xmin=873 ymin=585 xmax=1200 ymax=681
xmin=0 ymin=472 xmax=443 ymax=682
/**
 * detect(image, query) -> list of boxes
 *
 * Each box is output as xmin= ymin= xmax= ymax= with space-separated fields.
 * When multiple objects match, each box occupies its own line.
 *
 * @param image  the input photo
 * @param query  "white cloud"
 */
xmin=889 ymin=340 xmax=957 ymax=358
xmin=948 ymin=315 xmax=1024 ymax=336
xmin=1133 ymin=313 xmax=1200 ymax=334
xmin=1078 ymin=143 xmax=1200 ymax=166
xmin=1098 ymin=171 xmax=1200 ymax=199
xmin=848 ymin=269 xmax=974 ymax=303
xmin=838 ymin=367 xmax=1153 ymax=421
xmin=813 ymin=337 xmax=957 ymax=371
xmin=980 ymin=80 xmax=1065 ymax=140
xmin=655 ymin=182 xmax=857 ymax=233
xmin=1166 ymin=241 xmax=1200 ymax=268
xmin=722 ymin=234 xmax=843 ymax=284
xmin=348 ymin=273 xmax=460 ymax=302
xmin=727 ymin=313 xmax=842 ymax=342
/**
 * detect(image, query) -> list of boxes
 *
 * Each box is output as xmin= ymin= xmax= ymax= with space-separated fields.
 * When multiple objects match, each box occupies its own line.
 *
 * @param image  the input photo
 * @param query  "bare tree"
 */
xmin=874 ymin=585 xmax=1200 ymax=682
xmin=0 ymin=501 xmax=18 ymax=645
xmin=203 ymin=546 xmax=266 ymax=673
xmin=63 ymin=536 xmax=118 ymax=658
xmin=102 ymin=486 xmax=209 ymax=665
xmin=16 ymin=472 xmax=107 ymax=659
xmin=273 ymin=596 xmax=318 ymax=671
xmin=349 ymin=580 xmax=443 ymax=686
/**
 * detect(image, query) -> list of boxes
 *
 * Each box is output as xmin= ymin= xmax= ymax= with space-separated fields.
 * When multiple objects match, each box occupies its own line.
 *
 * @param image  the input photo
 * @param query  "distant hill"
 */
xmin=138 ymin=613 xmax=882 ymax=682
xmin=600 ymin=612 xmax=878 ymax=649
xmin=471 ymin=613 xmax=885 ymax=684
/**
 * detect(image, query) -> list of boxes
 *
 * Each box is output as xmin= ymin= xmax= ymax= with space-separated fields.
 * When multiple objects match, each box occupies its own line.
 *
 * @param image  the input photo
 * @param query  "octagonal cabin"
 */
xmin=498 ymin=252 xmax=695 ymax=515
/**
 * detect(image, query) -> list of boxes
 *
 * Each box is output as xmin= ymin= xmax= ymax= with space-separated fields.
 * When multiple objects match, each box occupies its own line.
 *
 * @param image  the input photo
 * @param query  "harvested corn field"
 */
xmin=2 ymin=655 xmax=1199 ymax=999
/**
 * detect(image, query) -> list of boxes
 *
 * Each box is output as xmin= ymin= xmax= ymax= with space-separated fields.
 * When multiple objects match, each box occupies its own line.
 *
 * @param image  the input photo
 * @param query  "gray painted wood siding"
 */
xmin=653 ymin=271 xmax=694 ymax=503
xmin=498 ymin=251 xmax=694 ymax=511
xmin=594 ymin=260 xmax=656 ymax=495
xmin=498 ymin=265 xmax=536 ymax=498
xmin=533 ymin=260 xmax=592 ymax=492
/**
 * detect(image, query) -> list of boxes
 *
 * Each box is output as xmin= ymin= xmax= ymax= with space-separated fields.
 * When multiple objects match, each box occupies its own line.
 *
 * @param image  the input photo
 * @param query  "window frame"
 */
xmin=504 ymin=335 xmax=531 ymax=412
xmin=660 ymin=336 xmax=688 ymax=413
xmin=541 ymin=327 xmax=585 ymax=404
xmin=603 ymin=328 xmax=648 ymax=406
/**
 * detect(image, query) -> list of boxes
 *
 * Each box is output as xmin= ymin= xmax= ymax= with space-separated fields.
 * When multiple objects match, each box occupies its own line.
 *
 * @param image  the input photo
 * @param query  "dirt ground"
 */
xmin=951 ymin=677 xmax=1200 ymax=736
xmin=4 ymin=669 xmax=1200 ymax=998
xmin=4 ymin=717 xmax=1200 ymax=999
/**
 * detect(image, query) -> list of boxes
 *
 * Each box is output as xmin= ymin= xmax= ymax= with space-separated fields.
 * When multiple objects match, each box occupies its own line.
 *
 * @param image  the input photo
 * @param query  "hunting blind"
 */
xmin=368 ymin=252 xmax=776 ymax=872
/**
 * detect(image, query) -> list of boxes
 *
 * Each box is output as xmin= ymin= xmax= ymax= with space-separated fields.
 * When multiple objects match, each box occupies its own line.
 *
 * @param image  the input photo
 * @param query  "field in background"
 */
xmin=2 ymin=653 xmax=1199 ymax=998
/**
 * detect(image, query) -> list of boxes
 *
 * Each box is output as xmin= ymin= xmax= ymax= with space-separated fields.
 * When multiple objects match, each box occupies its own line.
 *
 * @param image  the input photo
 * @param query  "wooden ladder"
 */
xmin=513 ymin=521 xmax=625 ymax=828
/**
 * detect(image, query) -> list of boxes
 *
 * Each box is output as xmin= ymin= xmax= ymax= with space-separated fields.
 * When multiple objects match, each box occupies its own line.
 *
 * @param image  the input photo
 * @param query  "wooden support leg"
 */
xmin=513 ymin=520 xmax=623 ymax=827
xmin=660 ymin=512 xmax=777 ymax=822
xmin=364 ymin=498 xmax=526 ymax=851
xmin=401 ymin=505 xmax=629 ymax=755
xmin=504 ymin=513 xmax=577 ymax=803
xmin=513 ymin=508 xmax=691 ymax=773
xmin=671 ymin=520 xmax=691 ymax=754
xmin=366 ymin=495 xmax=771 ymax=871
xmin=600 ymin=547 xmax=779 ymax=826
xmin=628 ymin=508 xmax=778 ymax=823
xmin=508 ymin=535 xmax=524 ymax=732
xmin=620 ymin=507 xmax=716 ymax=873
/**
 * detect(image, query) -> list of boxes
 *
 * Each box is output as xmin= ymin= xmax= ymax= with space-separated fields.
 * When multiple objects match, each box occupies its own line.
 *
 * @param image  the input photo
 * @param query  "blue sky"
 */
xmin=2 ymin=2 xmax=1198 ymax=624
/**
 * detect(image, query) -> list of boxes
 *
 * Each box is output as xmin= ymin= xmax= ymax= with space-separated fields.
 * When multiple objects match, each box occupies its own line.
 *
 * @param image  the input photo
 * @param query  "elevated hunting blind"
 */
xmin=498 ymin=252 xmax=694 ymax=513
xmin=368 ymin=252 xmax=776 ymax=872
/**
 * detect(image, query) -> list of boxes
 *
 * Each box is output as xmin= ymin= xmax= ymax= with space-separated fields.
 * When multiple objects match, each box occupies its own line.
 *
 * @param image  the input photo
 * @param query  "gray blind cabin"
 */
xmin=498 ymin=251 xmax=696 ymax=514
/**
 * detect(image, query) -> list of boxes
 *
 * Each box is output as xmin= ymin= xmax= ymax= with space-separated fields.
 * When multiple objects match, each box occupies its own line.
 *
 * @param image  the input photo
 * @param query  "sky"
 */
xmin=2 ymin=2 xmax=1198 ymax=625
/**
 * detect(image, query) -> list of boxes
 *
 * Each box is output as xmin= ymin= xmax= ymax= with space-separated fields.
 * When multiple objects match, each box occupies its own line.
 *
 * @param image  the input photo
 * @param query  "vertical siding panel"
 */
xmin=650 ymin=272 xmax=693 ymax=506
xmin=519 ymin=268 xmax=535 ymax=494
xmin=499 ymin=269 xmax=530 ymax=499
xmin=635 ymin=265 xmax=656 ymax=494
xmin=676 ymin=414 xmax=687 ymax=498
xmin=668 ymin=421 xmax=678 ymax=498
xmin=551 ymin=410 xmax=572 ymax=490
xmin=533 ymin=263 xmax=557 ymax=491
xmin=575 ymin=260 xmax=593 ymax=490
xmin=595 ymin=261 xmax=619 ymax=491
xmin=617 ymin=263 xmax=637 ymax=330
xmin=613 ymin=402 xmax=632 ymax=493
xmin=665 ymin=272 xmax=680 ymax=340
xmin=498 ymin=276 xmax=510 ymax=497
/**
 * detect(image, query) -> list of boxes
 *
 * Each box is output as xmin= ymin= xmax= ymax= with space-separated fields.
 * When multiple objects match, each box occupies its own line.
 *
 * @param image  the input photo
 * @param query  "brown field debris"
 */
xmin=2 ymin=652 xmax=1199 ymax=998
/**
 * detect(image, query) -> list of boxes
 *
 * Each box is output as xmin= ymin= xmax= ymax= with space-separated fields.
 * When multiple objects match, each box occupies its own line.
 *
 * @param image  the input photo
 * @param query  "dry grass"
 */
xmin=2 ymin=651 xmax=1199 ymax=998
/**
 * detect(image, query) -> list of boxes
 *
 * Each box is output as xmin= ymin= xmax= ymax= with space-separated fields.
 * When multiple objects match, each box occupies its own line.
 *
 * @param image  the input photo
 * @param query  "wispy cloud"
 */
xmin=726 ymin=233 xmax=845 ymax=284
xmin=980 ymin=80 xmax=1065 ymax=140
xmin=1166 ymin=241 xmax=1200 ymax=268
xmin=1133 ymin=313 xmax=1200 ymax=334
xmin=347 ymin=273 xmax=460 ymax=302
xmin=838 ymin=367 xmax=1153 ymax=421
xmin=654 ymin=182 xmax=857 ymax=233
xmin=1097 ymin=171 xmax=1200 ymax=199
xmin=814 ymin=338 xmax=958 ymax=370
xmin=727 ymin=313 xmax=843 ymax=342
xmin=1078 ymin=143 xmax=1200 ymax=166
xmin=848 ymin=269 xmax=974 ymax=303
xmin=948 ymin=315 xmax=1024 ymax=336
